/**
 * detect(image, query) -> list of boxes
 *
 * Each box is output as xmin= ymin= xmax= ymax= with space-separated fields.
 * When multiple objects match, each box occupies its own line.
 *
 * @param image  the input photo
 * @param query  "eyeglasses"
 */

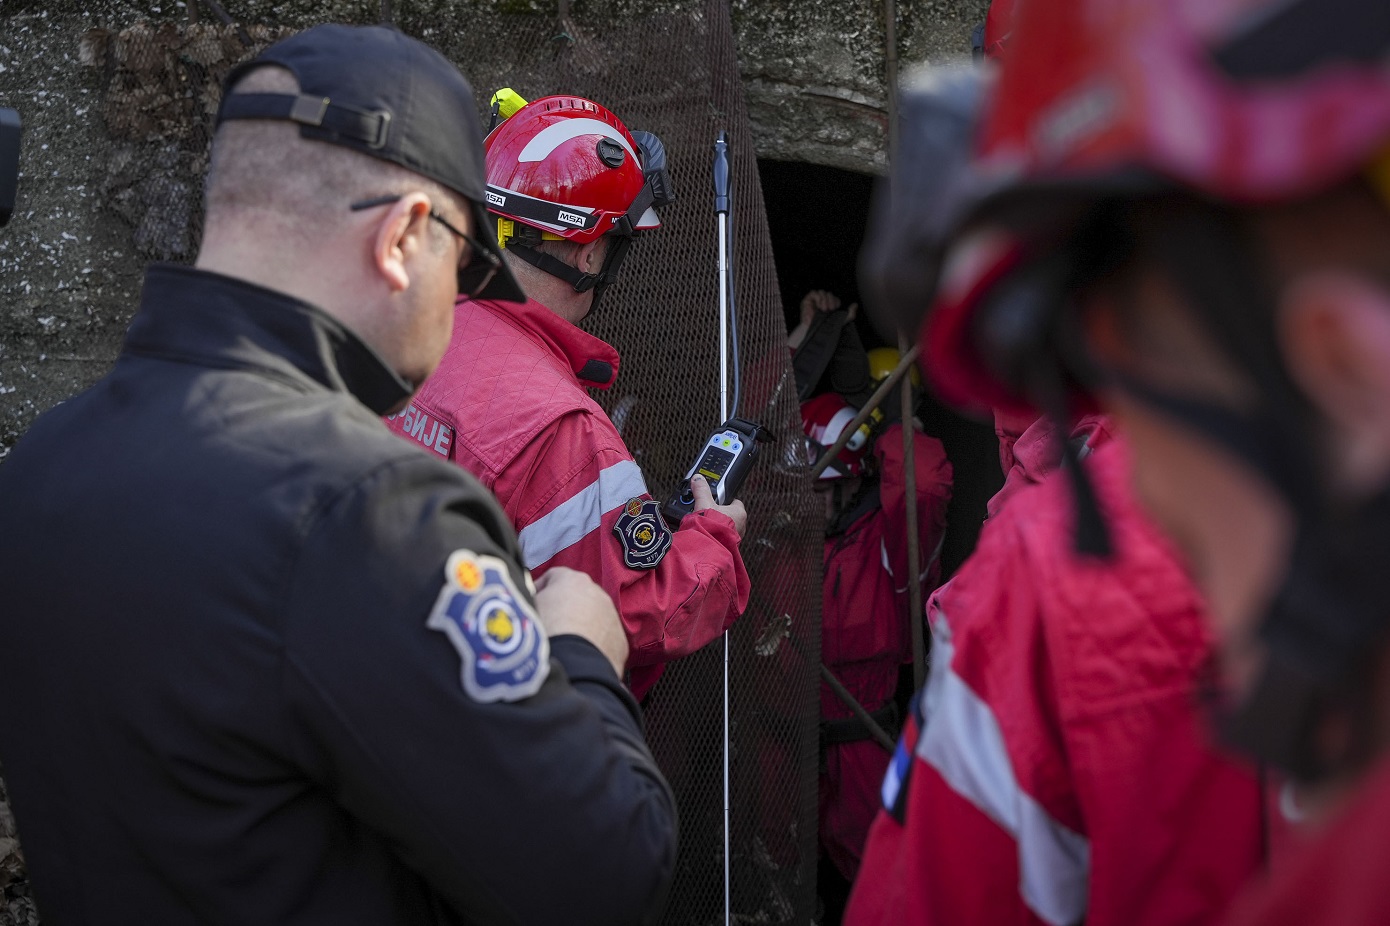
xmin=350 ymin=194 xmax=502 ymax=299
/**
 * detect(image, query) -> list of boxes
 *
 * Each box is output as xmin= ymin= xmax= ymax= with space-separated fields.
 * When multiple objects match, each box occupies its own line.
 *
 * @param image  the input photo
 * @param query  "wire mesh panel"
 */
xmin=78 ymin=3 xmax=822 ymax=923
xmin=562 ymin=5 xmax=823 ymax=923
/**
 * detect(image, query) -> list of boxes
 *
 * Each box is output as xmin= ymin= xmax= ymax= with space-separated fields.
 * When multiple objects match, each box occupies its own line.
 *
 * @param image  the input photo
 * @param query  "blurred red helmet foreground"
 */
xmin=919 ymin=0 xmax=1390 ymax=417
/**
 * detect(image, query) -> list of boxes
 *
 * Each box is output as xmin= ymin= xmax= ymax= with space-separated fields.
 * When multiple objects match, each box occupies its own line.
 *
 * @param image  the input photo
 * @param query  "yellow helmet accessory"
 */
xmin=487 ymin=88 xmax=529 ymax=136
xmin=489 ymin=88 xmax=529 ymax=121
xmin=494 ymin=217 xmax=565 ymax=251
xmin=866 ymin=347 xmax=921 ymax=387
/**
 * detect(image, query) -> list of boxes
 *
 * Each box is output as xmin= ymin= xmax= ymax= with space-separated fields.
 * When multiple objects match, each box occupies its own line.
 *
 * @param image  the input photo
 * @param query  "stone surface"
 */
xmin=734 ymin=0 xmax=989 ymax=173
xmin=0 ymin=768 xmax=37 ymax=926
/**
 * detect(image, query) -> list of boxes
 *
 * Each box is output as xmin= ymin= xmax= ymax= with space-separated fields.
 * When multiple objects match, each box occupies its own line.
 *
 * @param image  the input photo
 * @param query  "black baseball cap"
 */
xmin=216 ymin=23 xmax=524 ymax=303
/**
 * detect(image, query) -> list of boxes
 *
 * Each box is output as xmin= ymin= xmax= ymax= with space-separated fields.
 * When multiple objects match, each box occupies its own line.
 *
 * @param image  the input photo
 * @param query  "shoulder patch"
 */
xmin=427 ymin=551 xmax=549 ymax=703
xmin=612 ymin=497 xmax=672 ymax=570
xmin=881 ymin=687 xmax=926 ymax=824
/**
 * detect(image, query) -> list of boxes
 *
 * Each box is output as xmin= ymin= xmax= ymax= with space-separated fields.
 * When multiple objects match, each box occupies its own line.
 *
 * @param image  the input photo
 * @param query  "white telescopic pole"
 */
xmin=712 ymin=129 xmax=732 ymax=926
xmin=718 ymin=218 xmax=730 ymax=421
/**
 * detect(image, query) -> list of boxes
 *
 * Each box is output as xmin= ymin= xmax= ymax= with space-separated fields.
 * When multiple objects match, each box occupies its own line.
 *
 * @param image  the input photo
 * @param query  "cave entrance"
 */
xmin=756 ymin=158 xmax=1001 ymax=578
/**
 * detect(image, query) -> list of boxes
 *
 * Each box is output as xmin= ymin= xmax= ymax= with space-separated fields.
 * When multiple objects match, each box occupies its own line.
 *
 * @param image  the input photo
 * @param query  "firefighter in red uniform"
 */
xmin=845 ymin=62 xmax=1267 ymax=926
xmin=789 ymin=293 xmax=952 ymax=896
xmin=848 ymin=424 xmax=1265 ymax=926
xmin=802 ymin=386 xmax=952 ymax=885
xmin=863 ymin=0 xmax=1390 ymax=924
xmin=388 ymin=94 xmax=750 ymax=699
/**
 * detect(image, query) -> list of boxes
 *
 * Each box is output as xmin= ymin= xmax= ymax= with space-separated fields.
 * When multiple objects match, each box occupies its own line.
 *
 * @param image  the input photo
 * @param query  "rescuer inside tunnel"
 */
xmin=790 ymin=288 xmax=954 ymax=893
xmin=389 ymin=91 xmax=752 ymax=702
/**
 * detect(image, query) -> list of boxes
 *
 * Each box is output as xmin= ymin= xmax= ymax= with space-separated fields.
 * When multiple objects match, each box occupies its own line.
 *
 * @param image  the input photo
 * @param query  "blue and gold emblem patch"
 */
xmin=427 ymin=551 xmax=549 ymax=703
xmin=613 ymin=497 xmax=672 ymax=570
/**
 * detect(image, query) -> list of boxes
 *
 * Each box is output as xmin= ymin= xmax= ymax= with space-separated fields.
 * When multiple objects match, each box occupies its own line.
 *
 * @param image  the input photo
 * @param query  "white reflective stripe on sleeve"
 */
xmin=917 ymin=610 xmax=1090 ymax=926
xmin=885 ymin=538 xmax=911 ymax=595
xmin=516 ymin=459 xmax=649 ymax=570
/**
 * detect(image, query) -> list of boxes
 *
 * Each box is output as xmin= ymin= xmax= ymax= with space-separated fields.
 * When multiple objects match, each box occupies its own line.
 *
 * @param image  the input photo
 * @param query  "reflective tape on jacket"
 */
xmin=516 ymin=459 xmax=648 ymax=570
xmin=918 ymin=611 xmax=1091 ymax=926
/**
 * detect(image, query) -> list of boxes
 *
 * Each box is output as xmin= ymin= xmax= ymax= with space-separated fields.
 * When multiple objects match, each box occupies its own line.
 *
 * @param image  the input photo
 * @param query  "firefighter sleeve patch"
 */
xmin=427 ymin=550 xmax=549 ymax=703
xmin=613 ymin=497 xmax=672 ymax=570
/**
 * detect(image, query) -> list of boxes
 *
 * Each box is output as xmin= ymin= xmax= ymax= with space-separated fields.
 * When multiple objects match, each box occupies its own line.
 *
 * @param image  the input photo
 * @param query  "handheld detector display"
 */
xmin=662 ymin=418 xmax=771 ymax=526
xmin=691 ymin=431 xmax=744 ymax=501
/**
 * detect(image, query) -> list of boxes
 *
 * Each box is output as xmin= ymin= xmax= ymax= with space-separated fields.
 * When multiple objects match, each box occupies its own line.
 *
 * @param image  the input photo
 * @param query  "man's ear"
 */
xmin=577 ymin=238 xmax=606 ymax=275
xmin=1280 ymin=272 xmax=1390 ymax=492
xmin=371 ymin=193 xmax=432 ymax=293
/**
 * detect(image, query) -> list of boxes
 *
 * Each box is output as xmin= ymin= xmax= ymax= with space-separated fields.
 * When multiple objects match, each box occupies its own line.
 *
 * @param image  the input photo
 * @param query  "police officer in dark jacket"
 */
xmin=0 ymin=24 xmax=676 ymax=926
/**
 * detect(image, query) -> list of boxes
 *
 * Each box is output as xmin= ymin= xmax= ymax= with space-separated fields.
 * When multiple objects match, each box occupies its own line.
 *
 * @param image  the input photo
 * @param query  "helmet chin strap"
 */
xmin=506 ymin=235 xmax=633 ymax=316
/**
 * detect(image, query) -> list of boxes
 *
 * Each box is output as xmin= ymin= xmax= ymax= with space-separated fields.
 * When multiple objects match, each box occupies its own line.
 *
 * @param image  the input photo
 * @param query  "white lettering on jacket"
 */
xmin=387 ymin=403 xmax=453 ymax=459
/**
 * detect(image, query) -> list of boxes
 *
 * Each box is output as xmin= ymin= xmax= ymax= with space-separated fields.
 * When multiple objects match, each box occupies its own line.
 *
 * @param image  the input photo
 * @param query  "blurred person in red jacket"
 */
xmin=869 ymin=0 xmax=1390 ymax=923
xmin=846 ymin=59 xmax=1267 ymax=925
xmin=847 ymin=423 xmax=1264 ymax=926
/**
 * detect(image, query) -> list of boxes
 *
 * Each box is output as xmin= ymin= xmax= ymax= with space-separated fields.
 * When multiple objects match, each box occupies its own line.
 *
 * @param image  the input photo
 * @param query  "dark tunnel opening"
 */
xmin=756 ymin=158 xmax=1003 ymax=579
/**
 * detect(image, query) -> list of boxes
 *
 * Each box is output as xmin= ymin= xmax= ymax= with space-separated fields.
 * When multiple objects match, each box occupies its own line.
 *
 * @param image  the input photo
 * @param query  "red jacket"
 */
xmin=387 ymin=297 xmax=750 ymax=699
xmin=1223 ymin=758 xmax=1390 ymax=926
xmin=847 ymin=435 xmax=1264 ymax=926
xmin=820 ymin=423 xmax=953 ymax=880
xmin=989 ymin=413 xmax=1113 ymax=519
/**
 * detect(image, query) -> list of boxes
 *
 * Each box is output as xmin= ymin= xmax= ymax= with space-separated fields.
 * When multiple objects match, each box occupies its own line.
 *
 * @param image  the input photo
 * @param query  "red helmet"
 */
xmin=801 ymin=394 xmax=873 ymax=480
xmin=919 ymin=0 xmax=1390 ymax=416
xmin=484 ymin=95 xmax=670 ymax=246
xmin=482 ymin=95 xmax=674 ymax=303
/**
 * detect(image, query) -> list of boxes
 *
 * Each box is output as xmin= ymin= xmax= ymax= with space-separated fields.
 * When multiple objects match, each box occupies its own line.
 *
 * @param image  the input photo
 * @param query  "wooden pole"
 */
xmin=820 ymin=664 xmax=896 ymax=754
xmin=555 ymin=0 xmax=575 ymax=46
xmin=900 ymin=334 xmax=926 ymax=689
xmin=201 ymin=0 xmax=252 ymax=47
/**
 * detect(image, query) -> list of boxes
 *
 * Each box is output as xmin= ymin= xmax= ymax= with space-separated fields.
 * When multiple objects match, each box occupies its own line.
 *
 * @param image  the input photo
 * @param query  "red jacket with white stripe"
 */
xmin=821 ymin=423 xmax=953 ymax=721
xmin=819 ymin=423 xmax=952 ymax=880
xmin=846 ymin=435 xmax=1264 ymax=926
xmin=387 ymin=296 xmax=750 ymax=699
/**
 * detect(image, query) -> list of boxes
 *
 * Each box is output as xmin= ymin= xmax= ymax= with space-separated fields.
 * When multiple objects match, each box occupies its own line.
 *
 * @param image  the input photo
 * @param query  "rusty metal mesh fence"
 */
xmin=71 ymin=3 xmax=822 ymax=923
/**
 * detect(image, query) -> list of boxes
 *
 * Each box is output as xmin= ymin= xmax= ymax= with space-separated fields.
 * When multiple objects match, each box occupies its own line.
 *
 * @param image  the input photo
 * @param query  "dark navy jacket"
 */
xmin=0 ymin=265 xmax=676 ymax=925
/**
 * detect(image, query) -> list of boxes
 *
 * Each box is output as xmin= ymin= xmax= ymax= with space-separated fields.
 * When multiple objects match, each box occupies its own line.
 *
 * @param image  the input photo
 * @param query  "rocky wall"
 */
xmin=734 ymin=0 xmax=988 ymax=173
